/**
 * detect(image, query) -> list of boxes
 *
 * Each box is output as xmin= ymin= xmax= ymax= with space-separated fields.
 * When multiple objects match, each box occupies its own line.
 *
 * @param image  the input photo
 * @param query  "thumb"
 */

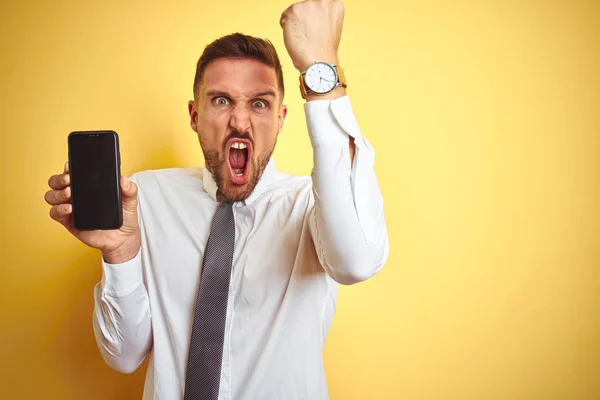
xmin=121 ymin=176 xmax=138 ymax=212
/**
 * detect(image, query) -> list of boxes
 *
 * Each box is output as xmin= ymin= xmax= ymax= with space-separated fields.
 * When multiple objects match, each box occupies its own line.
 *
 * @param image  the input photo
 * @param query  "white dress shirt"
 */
xmin=92 ymin=95 xmax=389 ymax=400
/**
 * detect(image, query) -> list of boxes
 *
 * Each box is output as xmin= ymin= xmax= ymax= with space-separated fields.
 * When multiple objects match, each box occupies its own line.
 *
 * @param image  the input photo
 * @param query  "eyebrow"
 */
xmin=253 ymin=90 xmax=277 ymax=98
xmin=205 ymin=90 xmax=277 ymax=99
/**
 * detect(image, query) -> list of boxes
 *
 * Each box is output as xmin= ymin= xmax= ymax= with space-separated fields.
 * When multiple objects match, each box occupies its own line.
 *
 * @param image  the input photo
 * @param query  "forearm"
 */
xmin=305 ymin=86 xmax=356 ymax=163
xmin=307 ymin=96 xmax=389 ymax=284
xmin=92 ymin=250 xmax=152 ymax=374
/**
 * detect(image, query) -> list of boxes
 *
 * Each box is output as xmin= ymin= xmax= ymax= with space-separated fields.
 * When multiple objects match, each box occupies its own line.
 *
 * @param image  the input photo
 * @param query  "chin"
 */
xmin=217 ymin=165 xmax=256 ymax=203
xmin=220 ymin=183 xmax=253 ymax=203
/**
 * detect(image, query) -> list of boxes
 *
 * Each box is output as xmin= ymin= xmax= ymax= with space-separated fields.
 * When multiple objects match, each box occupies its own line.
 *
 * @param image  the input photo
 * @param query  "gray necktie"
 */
xmin=184 ymin=201 xmax=235 ymax=400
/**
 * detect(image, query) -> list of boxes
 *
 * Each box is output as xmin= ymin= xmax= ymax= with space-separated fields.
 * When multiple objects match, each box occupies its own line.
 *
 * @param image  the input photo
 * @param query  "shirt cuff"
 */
xmin=101 ymin=249 xmax=144 ymax=297
xmin=304 ymin=95 xmax=363 ymax=149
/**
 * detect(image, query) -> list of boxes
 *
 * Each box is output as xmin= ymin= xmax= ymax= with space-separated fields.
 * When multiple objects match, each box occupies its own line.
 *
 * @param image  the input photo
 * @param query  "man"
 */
xmin=45 ymin=0 xmax=388 ymax=398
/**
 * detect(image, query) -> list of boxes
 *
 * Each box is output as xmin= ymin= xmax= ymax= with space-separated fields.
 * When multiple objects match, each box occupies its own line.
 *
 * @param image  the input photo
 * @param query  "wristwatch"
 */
xmin=299 ymin=61 xmax=347 ymax=99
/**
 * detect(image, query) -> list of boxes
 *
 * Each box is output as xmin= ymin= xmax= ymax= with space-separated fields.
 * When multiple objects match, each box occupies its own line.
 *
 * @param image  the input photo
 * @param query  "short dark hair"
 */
xmin=193 ymin=32 xmax=285 ymax=101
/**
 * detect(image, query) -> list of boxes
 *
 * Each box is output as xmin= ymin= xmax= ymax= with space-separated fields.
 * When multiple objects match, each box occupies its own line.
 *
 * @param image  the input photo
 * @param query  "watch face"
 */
xmin=304 ymin=62 xmax=337 ymax=94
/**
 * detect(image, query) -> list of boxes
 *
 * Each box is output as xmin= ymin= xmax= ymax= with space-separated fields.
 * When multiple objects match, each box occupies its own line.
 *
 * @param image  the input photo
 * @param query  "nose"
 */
xmin=229 ymin=104 xmax=251 ymax=134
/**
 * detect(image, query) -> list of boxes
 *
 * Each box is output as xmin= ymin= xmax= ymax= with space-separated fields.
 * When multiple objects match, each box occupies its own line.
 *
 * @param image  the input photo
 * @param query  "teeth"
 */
xmin=236 ymin=173 xmax=243 ymax=177
xmin=230 ymin=142 xmax=248 ymax=150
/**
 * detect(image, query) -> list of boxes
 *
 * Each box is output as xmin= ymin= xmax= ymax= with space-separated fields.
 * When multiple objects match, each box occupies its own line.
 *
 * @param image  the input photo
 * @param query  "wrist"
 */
xmin=303 ymin=86 xmax=346 ymax=102
xmin=295 ymin=55 xmax=339 ymax=73
xmin=299 ymin=59 xmax=347 ymax=101
xmin=103 ymin=237 xmax=141 ymax=264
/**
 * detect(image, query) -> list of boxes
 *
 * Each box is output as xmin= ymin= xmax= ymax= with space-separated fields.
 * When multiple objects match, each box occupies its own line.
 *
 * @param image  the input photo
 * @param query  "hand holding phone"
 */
xmin=45 ymin=131 xmax=141 ymax=264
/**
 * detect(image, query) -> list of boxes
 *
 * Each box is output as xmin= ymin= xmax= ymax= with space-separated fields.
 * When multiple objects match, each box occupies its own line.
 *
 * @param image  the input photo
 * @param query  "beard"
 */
xmin=201 ymin=133 xmax=275 ymax=203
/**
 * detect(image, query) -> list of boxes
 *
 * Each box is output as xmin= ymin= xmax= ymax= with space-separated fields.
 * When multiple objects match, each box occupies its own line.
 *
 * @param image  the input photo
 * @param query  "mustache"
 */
xmin=226 ymin=131 xmax=252 ymax=142
xmin=223 ymin=131 xmax=253 ymax=151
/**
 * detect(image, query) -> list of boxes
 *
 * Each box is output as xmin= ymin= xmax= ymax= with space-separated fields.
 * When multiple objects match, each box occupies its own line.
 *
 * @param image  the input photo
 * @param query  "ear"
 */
xmin=277 ymin=104 xmax=288 ymax=135
xmin=188 ymin=100 xmax=198 ymax=133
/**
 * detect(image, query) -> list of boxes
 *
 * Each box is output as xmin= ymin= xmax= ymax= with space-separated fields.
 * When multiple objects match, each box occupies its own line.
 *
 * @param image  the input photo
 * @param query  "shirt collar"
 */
xmin=202 ymin=158 xmax=277 ymax=206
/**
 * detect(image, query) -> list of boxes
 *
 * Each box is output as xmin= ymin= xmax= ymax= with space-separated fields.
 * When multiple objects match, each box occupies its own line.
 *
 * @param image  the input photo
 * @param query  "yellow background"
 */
xmin=1 ymin=0 xmax=599 ymax=398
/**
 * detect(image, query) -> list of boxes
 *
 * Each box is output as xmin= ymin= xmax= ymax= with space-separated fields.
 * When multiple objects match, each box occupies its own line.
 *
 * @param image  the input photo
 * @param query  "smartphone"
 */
xmin=67 ymin=130 xmax=122 ymax=230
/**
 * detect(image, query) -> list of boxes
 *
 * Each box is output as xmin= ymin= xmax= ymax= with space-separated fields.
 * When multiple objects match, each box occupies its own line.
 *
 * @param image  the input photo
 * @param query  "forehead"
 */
xmin=200 ymin=58 xmax=278 ymax=97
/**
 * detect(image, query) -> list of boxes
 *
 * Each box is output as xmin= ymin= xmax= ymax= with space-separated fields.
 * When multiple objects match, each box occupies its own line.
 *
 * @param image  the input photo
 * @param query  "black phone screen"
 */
xmin=68 ymin=131 xmax=122 ymax=230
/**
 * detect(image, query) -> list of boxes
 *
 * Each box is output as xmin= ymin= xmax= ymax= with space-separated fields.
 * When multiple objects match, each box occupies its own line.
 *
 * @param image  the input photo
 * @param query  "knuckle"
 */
xmin=289 ymin=3 xmax=301 ymax=14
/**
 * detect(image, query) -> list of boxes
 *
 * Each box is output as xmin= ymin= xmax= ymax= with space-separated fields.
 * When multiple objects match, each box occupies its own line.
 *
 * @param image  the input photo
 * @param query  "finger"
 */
xmin=280 ymin=8 xmax=290 ymax=26
xmin=44 ymin=186 xmax=71 ymax=206
xmin=64 ymin=161 xmax=70 ymax=174
xmin=48 ymin=171 xmax=70 ymax=190
xmin=49 ymin=203 xmax=72 ymax=224
xmin=121 ymin=176 xmax=138 ymax=199
xmin=121 ymin=176 xmax=139 ymax=219
xmin=280 ymin=2 xmax=299 ymax=25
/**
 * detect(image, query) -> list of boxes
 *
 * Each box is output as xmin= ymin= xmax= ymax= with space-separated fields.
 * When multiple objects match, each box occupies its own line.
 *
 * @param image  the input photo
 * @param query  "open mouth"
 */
xmin=226 ymin=138 xmax=252 ymax=185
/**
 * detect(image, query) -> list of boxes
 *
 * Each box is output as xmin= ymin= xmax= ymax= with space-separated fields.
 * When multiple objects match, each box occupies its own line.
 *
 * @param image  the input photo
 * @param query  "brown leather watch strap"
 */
xmin=335 ymin=65 xmax=347 ymax=88
xmin=299 ymin=74 xmax=309 ymax=99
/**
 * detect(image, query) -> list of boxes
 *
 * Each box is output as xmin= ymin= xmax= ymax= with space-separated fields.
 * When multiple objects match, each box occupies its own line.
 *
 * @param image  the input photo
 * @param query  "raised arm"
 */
xmin=307 ymin=97 xmax=388 ymax=284
xmin=280 ymin=0 xmax=389 ymax=284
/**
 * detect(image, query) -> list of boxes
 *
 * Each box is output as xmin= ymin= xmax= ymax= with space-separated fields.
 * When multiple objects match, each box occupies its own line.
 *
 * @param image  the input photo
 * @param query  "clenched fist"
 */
xmin=280 ymin=0 xmax=345 ymax=72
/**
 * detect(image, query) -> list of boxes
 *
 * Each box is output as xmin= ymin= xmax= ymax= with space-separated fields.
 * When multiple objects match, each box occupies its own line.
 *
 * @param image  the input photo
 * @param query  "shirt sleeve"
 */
xmin=305 ymin=95 xmax=390 ymax=285
xmin=91 ymin=177 xmax=153 ymax=374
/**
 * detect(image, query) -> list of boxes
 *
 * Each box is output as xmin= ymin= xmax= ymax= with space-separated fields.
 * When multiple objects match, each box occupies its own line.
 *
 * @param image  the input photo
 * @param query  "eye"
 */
xmin=252 ymin=100 xmax=268 ymax=109
xmin=214 ymin=97 xmax=230 ymax=106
